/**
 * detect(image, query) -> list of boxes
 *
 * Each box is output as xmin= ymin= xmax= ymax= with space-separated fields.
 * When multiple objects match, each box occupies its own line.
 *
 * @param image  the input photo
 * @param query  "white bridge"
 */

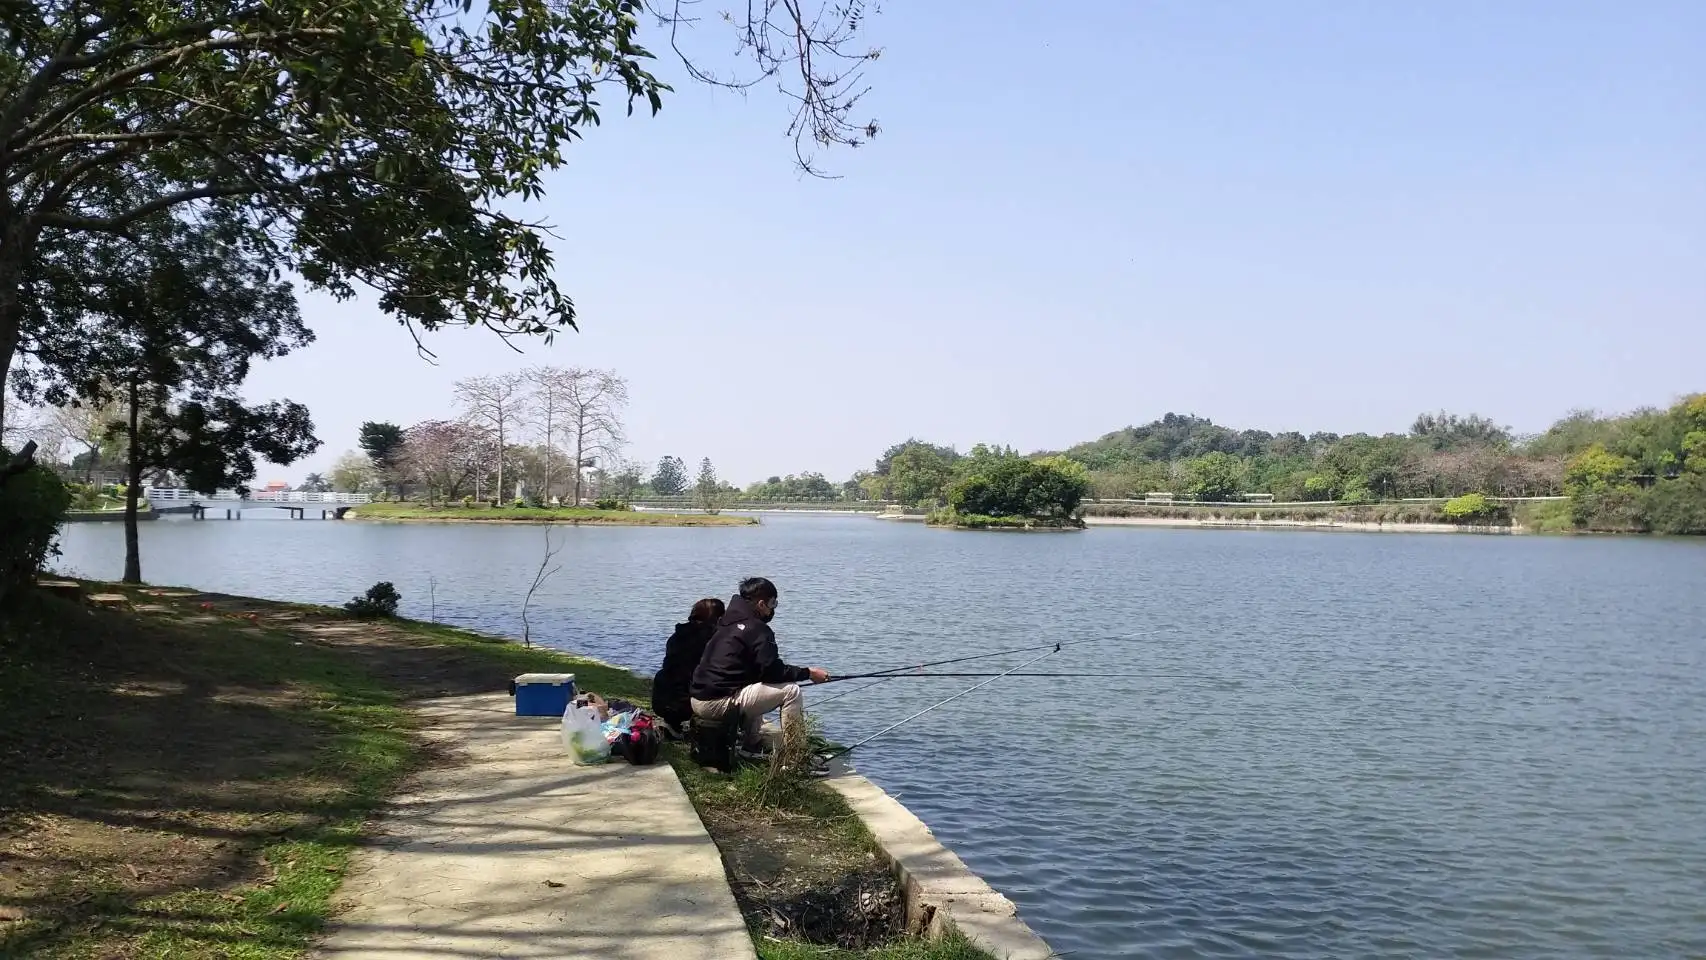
xmin=144 ymin=488 xmax=372 ymax=504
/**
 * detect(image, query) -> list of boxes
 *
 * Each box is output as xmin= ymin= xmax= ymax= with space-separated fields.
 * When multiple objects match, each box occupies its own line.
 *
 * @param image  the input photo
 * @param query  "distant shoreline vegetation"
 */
xmin=348 ymin=501 xmax=756 ymax=527
xmin=864 ymin=395 xmax=1706 ymax=537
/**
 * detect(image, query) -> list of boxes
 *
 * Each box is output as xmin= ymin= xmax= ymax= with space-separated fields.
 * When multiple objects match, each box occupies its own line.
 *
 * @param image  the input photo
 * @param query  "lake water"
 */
xmin=52 ymin=514 xmax=1706 ymax=959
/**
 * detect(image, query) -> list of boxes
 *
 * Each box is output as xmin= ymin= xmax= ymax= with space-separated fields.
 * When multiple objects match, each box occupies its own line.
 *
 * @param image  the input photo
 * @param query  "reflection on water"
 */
xmin=54 ymin=515 xmax=1706 ymax=958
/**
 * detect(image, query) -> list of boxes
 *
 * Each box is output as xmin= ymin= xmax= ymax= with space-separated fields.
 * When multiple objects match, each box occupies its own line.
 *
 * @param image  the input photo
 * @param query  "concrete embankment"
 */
xmin=1084 ymin=515 xmax=1520 ymax=534
xmin=824 ymin=763 xmax=1055 ymax=959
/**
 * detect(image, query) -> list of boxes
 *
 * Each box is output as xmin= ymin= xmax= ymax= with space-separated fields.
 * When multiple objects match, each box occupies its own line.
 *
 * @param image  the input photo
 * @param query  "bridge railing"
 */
xmin=142 ymin=488 xmax=372 ymax=504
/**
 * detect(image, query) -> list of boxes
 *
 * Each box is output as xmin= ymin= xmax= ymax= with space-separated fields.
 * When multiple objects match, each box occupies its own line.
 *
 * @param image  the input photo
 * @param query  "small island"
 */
xmin=924 ymin=448 xmax=1088 ymax=530
xmin=348 ymin=501 xmax=757 ymax=527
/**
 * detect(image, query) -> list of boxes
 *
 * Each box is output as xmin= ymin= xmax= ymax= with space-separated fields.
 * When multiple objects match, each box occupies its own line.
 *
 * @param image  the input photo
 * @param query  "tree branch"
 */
xmin=35 ymin=184 xmax=261 ymax=235
xmin=10 ymin=28 xmax=342 ymax=151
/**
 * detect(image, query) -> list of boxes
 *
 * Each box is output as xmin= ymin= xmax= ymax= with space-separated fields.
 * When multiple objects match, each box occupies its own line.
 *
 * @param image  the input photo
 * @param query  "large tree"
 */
xmin=650 ymin=455 xmax=688 ymax=496
xmin=358 ymin=421 xmax=404 ymax=497
xmin=397 ymin=419 xmax=485 ymax=502
xmin=559 ymin=367 xmax=627 ymax=505
xmin=523 ymin=365 xmax=577 ymax=502
xmin=16 ymin=209 xmax=318 ymax=581
xmin=0 ymin=0 xmax=882 ymax=439
xmin=454 ymin=372 xmax=524 ymax=500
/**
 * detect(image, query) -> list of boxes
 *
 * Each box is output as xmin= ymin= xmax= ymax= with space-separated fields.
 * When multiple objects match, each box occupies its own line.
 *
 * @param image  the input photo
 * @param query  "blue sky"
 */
xmin=246 ymin=0 xmax=1705 ymax=486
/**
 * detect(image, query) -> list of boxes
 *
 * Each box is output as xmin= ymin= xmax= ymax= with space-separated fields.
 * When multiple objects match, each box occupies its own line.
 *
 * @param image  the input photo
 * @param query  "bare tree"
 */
xmin=524 ymin=366 xmax=577 ymax=502
xmin=454 ymin=373 xmax=526 ymax=502
xmin=520 ymin=528 xmax=564 ymax=648
xmin=1 ymin=391 xmax=65 ymax=466
xmin=51 ymin=399 xmax=122 ymax=481
xmin=560 ymin=369 xmax=629 ymax=505
xmin=648 ymin=0 xmax=883 ymax=176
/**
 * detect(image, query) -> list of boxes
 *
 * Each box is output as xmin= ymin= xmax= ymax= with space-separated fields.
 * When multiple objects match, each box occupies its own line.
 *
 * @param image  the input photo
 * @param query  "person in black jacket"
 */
xmin=689 ymin=577 xmax=829 ymax=754
xmin=650 ymin=597 xmax=725 ymax=734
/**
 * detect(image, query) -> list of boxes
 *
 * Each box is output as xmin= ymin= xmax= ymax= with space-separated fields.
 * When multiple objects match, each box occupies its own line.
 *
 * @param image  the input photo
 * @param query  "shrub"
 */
xmin=1441 ymin=492 xmax=1508 ymax=524
xmin=1339 ymin=480 xmax=1377 ymax=505
xmin=512 ymin=497 xmax=526 ymax=508
xmin=1 ymin=451 xmax=72 ymax=605
xmin=593 ymin=498 xmax=631 ymax=511
xmin=344 ymin=581 xmax=401 ymax=618
xmin=1571 ymin=487 xmax=1646 ymax=532
xmin=461 ymin=495 xmax=474 ymax=508
xmin=1641 ymin=475 xmax=1706 ymax=535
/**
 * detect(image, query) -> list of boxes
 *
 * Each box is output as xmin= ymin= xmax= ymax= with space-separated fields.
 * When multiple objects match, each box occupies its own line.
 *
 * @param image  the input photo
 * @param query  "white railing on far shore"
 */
xmin=143 ymin=488 xmax=372 ymax=504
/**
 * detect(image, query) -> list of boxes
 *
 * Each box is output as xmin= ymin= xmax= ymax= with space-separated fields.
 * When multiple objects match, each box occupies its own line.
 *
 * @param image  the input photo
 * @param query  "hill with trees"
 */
xmin=848 ymin=396 xmax=1704 ymax=535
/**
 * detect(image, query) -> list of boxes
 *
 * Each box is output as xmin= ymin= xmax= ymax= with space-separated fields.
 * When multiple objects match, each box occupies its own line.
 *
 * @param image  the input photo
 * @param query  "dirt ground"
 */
xmin=676 ymin=756 xmax=908 ymax=950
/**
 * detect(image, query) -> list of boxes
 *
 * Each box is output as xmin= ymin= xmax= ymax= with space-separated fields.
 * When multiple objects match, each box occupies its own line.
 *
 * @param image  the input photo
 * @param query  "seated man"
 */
xmin=689 ymin=577 xmax=829 ymax=757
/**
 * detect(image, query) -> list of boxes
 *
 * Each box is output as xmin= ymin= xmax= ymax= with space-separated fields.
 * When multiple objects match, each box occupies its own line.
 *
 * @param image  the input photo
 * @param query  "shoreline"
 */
xmin=1083 ymin=515 xmax=1522 ymax=535
xmin=878 ymin=511 xmax=1523 ymax=535
xmin=346 ymin=507 xmax=757 ymax=527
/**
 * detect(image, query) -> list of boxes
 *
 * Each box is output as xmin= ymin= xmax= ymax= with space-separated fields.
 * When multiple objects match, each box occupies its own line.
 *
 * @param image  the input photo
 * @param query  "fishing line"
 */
xmin=811 ymin=634 xmax=1127 ymax=685
xmin=822 ymin=644 xmax=1064 ymax=760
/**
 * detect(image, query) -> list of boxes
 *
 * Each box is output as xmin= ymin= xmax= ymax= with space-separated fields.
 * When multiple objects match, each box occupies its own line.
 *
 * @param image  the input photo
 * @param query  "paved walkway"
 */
xmin=316 ymin=694 xmax=755 ymax=960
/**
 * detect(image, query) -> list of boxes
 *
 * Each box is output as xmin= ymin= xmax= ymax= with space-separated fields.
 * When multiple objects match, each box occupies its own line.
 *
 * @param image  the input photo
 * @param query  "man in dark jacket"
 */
xmin=689 ymin=576 xmax=829 ymax=754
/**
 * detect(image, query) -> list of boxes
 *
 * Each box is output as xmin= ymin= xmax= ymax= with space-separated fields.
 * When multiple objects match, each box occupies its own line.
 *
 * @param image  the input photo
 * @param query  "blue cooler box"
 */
xmin=512 ymin=673 xmax=576 ymax=716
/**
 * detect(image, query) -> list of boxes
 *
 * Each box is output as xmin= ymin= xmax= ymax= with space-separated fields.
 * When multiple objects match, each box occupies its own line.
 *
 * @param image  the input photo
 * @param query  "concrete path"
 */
xmin=316 ymin=694 xmax=755 ymax=960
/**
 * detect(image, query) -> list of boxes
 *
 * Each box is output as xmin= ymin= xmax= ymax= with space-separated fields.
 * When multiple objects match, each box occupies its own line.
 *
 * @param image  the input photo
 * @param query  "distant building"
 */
xmin=264 ymin=480 xmax=290 ymax=493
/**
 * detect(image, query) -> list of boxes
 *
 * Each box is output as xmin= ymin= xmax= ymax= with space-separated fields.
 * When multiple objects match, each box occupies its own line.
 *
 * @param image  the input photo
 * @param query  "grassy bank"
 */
xmin=0 ymin=585 xmax=643 ymax=958
xmin=348 ymin=501 xmax=757 ymax=526
xmin=668 ymin=751 xmax=990 ymax=960
xmin=0 ymin=585 xmax=981 ymax=959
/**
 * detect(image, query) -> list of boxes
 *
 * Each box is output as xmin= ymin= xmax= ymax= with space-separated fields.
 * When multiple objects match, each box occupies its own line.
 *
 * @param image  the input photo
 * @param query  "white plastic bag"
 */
xmin=561 ymin=703 xmax=610 ymax=765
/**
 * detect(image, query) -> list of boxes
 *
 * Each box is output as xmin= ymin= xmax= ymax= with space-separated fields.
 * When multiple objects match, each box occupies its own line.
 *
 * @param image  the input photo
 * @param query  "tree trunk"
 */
xmin=495 ymin=413 xmax=505 ymax=504
xmin=122 ymin=380 xmax=144 ymax=584
xmin=0 ymin=214 xmax=25 ymax=445
xmin=574 ymin=411 xmax=585 ymax=506
xmin=0 ymin=297 xmax=18 ymax=446
xmin=543 ymin=406 xmax=554 ymax=503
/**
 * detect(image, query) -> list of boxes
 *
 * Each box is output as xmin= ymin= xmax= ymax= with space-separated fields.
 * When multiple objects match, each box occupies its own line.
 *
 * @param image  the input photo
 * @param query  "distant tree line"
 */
xmin=325 ymin=367 xmax=633 ymax=506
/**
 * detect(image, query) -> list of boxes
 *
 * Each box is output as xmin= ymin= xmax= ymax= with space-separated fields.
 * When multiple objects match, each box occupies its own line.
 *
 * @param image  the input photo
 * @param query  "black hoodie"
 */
xmin=689 ymin=595 xmax=810 ymax=700
xmin=650 ymin=620 xmax=716 ymax=725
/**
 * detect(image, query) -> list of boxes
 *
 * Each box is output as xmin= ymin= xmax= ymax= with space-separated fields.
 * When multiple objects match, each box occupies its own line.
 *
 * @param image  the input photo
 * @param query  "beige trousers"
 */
xmin=691 ymin=682 xmax=803 ymax=748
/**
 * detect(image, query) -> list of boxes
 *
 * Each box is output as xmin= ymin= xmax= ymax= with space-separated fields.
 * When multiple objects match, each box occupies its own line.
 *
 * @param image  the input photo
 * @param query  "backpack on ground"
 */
xmin=613 ymin=713 xmax=663 ymax=766
xmin=689 ymin=708 xmax=743 ymax=773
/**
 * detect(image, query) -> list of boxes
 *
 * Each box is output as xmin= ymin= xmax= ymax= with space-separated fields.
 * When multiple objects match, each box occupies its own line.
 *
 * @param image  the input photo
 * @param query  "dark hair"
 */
xmin=689 ymin=598 xmax=725 ymax=623
xmin=738 ymin=577 xmax=778 ymax=603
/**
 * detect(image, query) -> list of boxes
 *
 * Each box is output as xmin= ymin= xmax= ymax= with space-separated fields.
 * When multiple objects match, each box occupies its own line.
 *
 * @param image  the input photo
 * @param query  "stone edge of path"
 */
xmin=822 ymin=764 xmax=1056 ymax=960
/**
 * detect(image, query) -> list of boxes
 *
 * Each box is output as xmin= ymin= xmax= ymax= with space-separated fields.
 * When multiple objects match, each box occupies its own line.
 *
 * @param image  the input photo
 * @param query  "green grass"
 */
xmin=0 ymin=595 xmax=415 ymax=957
xmin=348 ymin=501 xmax=757 ymax=526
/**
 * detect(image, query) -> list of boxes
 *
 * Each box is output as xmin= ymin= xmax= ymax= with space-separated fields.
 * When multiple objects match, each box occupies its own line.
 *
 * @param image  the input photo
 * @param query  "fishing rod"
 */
xmin=822 ymin=644 xmax=1064 ymax=760
xmin=811 ymin=634 xmax=1125 ymax=685
xmin=806 ymin=671 xmax=1092 ymax=712
xmin=808 ymin=668 xmax=1238 ymax=711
